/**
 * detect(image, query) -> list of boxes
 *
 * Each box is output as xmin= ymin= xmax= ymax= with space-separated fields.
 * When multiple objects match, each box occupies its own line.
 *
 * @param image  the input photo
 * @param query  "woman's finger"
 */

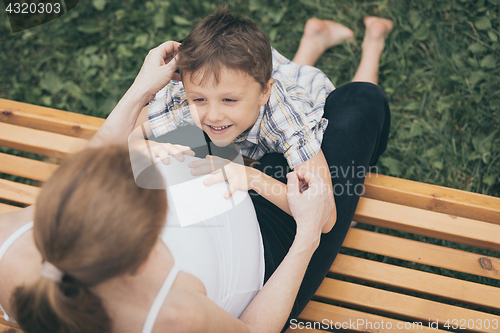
xmin=294 ymin=168 xmax=316 ymax=184
xmin=299 ymin=179 xmax=309 ymax=193
xmin=160 ymin=55 xmax=179 ymax=79
xmin=181 ymin=146 xmax=196 ymax=157
xmin=155 ymin=41 xmax=181 ymax=61
xmin=295 ymin=169 xmax=325 ymax=192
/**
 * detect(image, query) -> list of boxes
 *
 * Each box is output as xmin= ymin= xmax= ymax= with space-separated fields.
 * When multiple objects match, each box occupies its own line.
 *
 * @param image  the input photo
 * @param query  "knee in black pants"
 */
xmin=325 ymin=82 xmax=388 ymax=132
xmin=323 ymin=82 xmax=391 ymax=166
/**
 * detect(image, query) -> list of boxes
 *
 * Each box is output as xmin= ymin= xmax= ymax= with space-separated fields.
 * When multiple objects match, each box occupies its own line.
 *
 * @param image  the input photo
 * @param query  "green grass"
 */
xmin=1 ymin=0 xmax=498 ymax=196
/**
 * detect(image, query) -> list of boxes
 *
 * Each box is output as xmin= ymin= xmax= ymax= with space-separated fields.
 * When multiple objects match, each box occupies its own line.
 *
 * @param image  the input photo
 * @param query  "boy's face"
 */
xmin=184 ymin=67 xmax=273 ymax=147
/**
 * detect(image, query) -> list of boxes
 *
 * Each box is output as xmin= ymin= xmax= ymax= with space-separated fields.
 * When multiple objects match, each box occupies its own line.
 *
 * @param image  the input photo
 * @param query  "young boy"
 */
xmin=138 ymin=7 xmax=393 ymax=233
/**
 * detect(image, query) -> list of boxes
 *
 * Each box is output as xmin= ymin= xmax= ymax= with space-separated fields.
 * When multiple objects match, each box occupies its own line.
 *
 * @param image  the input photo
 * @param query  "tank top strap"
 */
xmin=141 ymin=262 xmax=181 ymax=333
xmin=0 ymin=221 xmax=34 ymax=324
xmin=0 ymin=221 xmax=34 ymax=262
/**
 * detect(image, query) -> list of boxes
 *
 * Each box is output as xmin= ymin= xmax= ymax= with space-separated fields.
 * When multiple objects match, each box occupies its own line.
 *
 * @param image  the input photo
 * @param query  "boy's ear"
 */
xmin=259 ymin=78 xmax=274 ymax=106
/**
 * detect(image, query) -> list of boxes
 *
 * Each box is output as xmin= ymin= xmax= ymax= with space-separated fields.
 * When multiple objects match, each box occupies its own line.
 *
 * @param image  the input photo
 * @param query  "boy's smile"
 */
xmin=183 ymin=67 xmax=273 ymax=146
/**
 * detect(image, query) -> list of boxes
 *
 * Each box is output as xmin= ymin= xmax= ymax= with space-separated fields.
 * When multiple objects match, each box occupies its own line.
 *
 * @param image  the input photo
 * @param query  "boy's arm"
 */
xmin=248 ymin=149 xmax=336 ymax=233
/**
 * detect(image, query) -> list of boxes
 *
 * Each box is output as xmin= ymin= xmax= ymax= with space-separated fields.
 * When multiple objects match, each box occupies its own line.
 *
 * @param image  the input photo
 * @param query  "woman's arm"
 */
xmin=248 ymin=149 xmax=336 ymax=233
xmin=180 ymin=170 xmax=334 ymax=333
xmin=87 ymin=41 xmax=181 ymax=148
xmin=182 ymin=239 xmax=317 ymax=333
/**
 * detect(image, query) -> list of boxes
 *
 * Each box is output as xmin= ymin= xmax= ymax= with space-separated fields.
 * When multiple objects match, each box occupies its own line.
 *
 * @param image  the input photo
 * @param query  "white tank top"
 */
xmin=157 ymin=155 xmax=265 ymax=318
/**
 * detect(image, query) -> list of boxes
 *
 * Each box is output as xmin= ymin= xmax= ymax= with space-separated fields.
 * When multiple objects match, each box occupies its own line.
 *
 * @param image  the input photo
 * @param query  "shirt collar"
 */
xmin=233 ymin=105 xmax=266 ymax=144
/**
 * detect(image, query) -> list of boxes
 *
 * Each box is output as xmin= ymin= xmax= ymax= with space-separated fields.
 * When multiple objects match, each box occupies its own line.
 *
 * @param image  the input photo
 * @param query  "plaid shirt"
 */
xmin=148 ymin=48 xmax=335 ymax=169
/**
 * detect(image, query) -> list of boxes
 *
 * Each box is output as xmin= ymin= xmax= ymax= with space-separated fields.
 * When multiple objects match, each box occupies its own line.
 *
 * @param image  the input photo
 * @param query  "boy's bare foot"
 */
xmin=303 ymin=18 xmax=355 ymax=52
xmin=362 ymin=16 xmax=394 ymax=53
xmin=293 ymin=18 xmax=354 ymax=66
xmin=352 ymin=16 xmax=393 ymax=84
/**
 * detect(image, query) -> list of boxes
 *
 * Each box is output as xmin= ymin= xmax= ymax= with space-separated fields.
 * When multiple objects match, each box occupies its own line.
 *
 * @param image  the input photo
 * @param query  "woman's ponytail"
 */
xmin=12 ymin=276 xmax=110 ymax=333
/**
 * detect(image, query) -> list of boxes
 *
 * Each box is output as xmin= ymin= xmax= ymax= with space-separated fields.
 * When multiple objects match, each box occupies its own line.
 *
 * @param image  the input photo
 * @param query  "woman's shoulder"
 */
xmin=0 ymin=206 xmax=35 ymax=249
xmin=156 ymin=288 xmax=248 ymax=333
xmin=154 ymin=289 xmax=209 ymax=333
xmin=0 ymin=207 xmax=42 ymax=321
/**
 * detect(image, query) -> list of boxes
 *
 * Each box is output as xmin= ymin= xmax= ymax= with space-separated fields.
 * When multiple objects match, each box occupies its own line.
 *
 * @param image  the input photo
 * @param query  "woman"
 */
xmin=0 ymin=14 xmax=390 ymax=333
xmin=0 ymin=147 xmax=332 ymax=333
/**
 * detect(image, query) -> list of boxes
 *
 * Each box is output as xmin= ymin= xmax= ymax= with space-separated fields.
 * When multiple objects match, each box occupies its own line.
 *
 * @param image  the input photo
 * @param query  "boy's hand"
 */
xmin=148 ymin=140 xmax=195 ymax=165
xmin=188 ymin=155 xmax=250 ymax=199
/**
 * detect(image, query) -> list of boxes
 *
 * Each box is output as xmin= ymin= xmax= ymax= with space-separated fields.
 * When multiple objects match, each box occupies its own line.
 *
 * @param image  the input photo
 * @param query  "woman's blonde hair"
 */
xmin=11 ymin=145 xmax=167 ymax=333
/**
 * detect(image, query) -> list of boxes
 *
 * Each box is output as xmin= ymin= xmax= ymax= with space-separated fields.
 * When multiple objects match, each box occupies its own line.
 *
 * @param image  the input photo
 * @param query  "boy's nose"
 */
xmin=206 ymin=105 xmax=224 ymax=122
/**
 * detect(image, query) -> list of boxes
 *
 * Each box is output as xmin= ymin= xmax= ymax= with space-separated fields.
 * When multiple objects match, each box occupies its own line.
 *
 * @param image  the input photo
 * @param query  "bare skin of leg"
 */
xmin=292 ymin=17 xmax=392 ymax=228
xmin=352 ymin=16 xmax=394 ymax=85
xmin=293 ymin=18 xmax=354 ymax=67
xmin=293 ymin=16 xmax=393 ymax=85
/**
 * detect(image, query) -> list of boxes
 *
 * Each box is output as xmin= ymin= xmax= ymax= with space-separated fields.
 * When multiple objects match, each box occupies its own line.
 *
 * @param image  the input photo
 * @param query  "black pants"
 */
xmin=249 ymin=82 xmax=391 ymax=331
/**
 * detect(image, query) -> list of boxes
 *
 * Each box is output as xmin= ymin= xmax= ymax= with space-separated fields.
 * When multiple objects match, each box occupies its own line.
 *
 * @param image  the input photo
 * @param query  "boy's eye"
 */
xmin=223 ymin=98 xmax=237 ymax=103
xmin=193 ymin=98 xmax=206 ymax=102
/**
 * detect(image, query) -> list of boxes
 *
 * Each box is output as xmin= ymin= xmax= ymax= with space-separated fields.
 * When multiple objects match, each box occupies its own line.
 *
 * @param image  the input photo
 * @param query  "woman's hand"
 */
xmin=286 ymin=169 xmax=334 ymax=248
xmin=88 ymin=41 xmax=181 ymax=148
xmin=148 ymin=140 xmax=195 ymax=165
xmin=132 ymin=41 xmax=181 ymax=105
xmin=188 ymin=156 xmax=251 ymax=199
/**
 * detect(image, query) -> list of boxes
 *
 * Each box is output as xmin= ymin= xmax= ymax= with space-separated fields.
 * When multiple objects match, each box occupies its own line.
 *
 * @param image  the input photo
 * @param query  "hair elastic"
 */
xmin=40 ymin=261 xmax=64 ymax=283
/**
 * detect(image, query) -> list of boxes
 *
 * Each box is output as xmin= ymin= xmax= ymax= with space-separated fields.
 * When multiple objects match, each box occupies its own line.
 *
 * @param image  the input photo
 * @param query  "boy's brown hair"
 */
xmin=177 ymin=5 xmax=273 ymax=90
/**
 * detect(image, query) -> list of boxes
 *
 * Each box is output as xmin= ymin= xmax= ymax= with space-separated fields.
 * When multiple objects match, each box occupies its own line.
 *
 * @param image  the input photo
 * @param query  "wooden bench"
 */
xmin=1 ymin=97 xmax=499 ymax=333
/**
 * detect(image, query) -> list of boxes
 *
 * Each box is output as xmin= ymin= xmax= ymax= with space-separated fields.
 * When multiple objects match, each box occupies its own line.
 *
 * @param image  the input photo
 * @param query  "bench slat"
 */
xmin=0 ymin=153 xmax=58 ymax=182
xmin=355 ymin=197 xmax=500 ymax=252
xmin=0 ymin=123 xmax=88 ymax=159
xmin=297 ymin=301 xmax=448 ymax=332
xmin=0 ymin=98 xmax=103 ymax=139
xmin=0 ymin=203 xmax=22 ymax=215
xmin=343 ymin=228 xmax=500 ymax=280
xmin=315 ymin=278 xmax=500 ymax=333
xmin=364 ymin=174 xmax=500 ymax=225
xmin=315 ymin=278 xmax=499 ymax=333
xmin=331 ymin=254 xmax=500 ymax=310
xmin=0 ymin=179 xmax=39 ymax=205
